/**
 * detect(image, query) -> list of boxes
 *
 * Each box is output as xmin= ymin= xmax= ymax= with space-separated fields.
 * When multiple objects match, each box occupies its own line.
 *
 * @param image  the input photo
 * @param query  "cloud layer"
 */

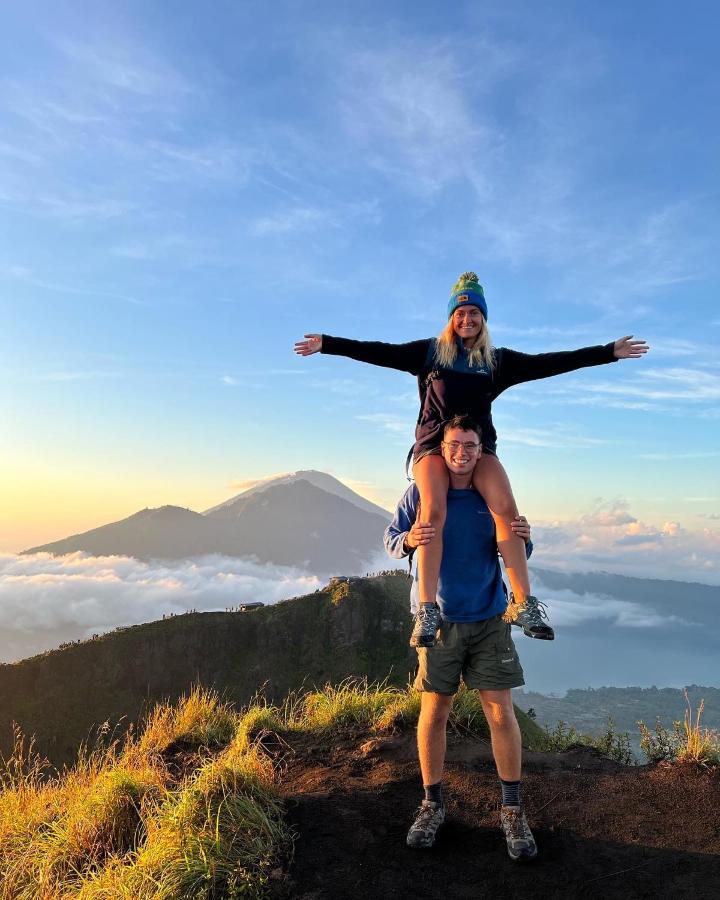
xmin=0 ymin=553 xmax=320 ymax=663
xmin=531 ymin=499 xmax=720 ymax=583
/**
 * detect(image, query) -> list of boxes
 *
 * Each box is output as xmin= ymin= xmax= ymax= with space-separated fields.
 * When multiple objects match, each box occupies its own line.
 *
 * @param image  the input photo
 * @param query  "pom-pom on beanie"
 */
xmin=447 ymin=271 xmax=488 ymax=321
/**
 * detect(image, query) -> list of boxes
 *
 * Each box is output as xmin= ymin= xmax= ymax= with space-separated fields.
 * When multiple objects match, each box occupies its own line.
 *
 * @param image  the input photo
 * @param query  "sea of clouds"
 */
xmin=0 ymin=553 xmax=320 ymax=663
xmin=2 ymin=496 xmax=717 ymax=665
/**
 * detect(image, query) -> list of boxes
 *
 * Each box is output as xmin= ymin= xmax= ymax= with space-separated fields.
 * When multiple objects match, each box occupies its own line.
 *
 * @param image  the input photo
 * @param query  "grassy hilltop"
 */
xmin=1 ymin=685 xmax=718 ymax=900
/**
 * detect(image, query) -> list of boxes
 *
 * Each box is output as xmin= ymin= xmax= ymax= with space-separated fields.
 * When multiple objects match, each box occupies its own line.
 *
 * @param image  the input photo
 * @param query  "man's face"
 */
xmin=441 ymin=427 xmax=482 ymax=476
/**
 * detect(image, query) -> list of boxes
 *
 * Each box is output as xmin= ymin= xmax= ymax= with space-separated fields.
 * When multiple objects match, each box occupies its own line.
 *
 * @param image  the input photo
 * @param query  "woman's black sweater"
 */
xmin=321 ymin=335 xmax=617 ymax=456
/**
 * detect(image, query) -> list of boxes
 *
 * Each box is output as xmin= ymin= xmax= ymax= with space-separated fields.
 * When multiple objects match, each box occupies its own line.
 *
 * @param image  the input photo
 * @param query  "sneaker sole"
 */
xmin=409 ymin=636 xmax=438 ymax=648
xmin=523 ymin=629 xmax=554 ymax=640
xmin=407 ymin=819 xmax=444 ymax=849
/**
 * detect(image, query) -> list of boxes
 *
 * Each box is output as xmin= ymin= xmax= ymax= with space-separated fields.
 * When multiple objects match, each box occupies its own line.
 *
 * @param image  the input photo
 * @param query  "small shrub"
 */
xmin=638 ymin=717 xmax=683 ymax=763
xmin=593 ymin=717 xmax=635 ymax=766
xmin=541 ymin=720 xmax=589 ymax=752
xmin=678 ymin=694 xmax=720 ymax=765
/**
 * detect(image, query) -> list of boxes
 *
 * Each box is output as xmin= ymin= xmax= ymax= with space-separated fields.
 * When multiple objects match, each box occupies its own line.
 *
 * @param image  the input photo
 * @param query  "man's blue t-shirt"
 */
xmin=384 ymin=484 xmax=533 ymax=623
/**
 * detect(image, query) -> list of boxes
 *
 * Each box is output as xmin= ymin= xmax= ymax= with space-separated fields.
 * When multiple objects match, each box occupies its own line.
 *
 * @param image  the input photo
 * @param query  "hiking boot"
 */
xmin=409 ymin=603 xmax=442 ymax=648
xmin=500 ymin=805 xmax=538 ymax=862
xmin=406 ymin=800 xmax=445 ymax=849
xmin=504 ymin=595 xmax=554 ymax=640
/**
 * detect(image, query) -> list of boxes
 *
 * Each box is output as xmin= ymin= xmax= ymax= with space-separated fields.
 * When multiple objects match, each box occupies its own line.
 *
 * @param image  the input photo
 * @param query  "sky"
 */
xmin=2 ymin=1 xmax=719 ymax=582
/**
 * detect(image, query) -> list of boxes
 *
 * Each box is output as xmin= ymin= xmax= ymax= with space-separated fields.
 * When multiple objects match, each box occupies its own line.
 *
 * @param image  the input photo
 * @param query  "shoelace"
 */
xmin=417 ymin=605 xmax=439 ymax=628
xmin=504 ymin=809 xmax=530 ymax=841
xmin=523 ymin=600 xmax=549 ymax=626
xmin=413 ymin=805 xmax=439 ymax=829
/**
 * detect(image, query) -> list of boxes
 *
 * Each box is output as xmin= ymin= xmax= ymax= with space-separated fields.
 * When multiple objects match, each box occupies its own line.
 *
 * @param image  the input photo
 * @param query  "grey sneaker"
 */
xmin=406 ymin=800 xmax=445 ymax=849
xmin=500 ymin=805 xmax=538 ymax=862
xmin=409 ymin=603 xmax=442 ymax=648
xmin=506 ymin=595 xmax=554 ymax=640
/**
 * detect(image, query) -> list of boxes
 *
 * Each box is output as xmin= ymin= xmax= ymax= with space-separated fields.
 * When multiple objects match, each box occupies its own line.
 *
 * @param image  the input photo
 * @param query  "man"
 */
xmin=384 ymin=414 xmax=540 ymax=861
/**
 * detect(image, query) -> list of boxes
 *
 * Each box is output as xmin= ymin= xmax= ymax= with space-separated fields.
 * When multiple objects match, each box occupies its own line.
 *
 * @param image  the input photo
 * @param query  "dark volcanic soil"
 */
xmin=267 ymin=729 xmax=720 ymax=900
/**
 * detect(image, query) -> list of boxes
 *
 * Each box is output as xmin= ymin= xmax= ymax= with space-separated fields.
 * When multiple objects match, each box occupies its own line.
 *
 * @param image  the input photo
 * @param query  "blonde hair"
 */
xmin=435 ymin=314 xmax=495 ymax=370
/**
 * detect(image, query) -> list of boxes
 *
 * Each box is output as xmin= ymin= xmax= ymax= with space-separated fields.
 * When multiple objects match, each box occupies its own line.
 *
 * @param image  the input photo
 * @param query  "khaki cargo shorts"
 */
xmin=414 ymin=615 xmax=524 ymax=694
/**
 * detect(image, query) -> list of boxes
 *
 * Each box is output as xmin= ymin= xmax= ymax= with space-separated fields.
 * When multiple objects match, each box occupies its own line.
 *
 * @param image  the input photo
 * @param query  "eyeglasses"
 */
xmin=442 ymin=441 xmax=481 ymax=453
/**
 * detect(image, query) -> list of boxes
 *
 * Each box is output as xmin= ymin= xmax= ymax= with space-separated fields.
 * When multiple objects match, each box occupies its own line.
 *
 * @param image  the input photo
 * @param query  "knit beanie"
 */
xmin=447 ymin=271 xmax=488 ymax=321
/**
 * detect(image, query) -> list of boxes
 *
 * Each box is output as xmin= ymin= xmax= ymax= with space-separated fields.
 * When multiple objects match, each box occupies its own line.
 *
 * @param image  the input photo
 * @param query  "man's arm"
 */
xmin=384 ymin=488 xmax=417 ymax=558
xmin=383 ymin=486 xmax=437 ymax=559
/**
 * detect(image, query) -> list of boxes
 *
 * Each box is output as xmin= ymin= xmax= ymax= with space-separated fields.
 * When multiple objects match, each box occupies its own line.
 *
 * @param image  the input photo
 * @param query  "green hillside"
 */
xmin=0 ymin=574 xmax=418 ymax=766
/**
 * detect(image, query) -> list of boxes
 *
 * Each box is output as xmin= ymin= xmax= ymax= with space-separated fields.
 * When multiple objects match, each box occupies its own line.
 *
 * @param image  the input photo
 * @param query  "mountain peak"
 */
xmin=203 ymin=470 xmax=390 ymax=518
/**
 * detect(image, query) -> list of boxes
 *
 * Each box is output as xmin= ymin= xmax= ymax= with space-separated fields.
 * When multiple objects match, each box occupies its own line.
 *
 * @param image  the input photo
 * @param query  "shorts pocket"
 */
xmin=495 ymin=624 xmax=521 ymax=673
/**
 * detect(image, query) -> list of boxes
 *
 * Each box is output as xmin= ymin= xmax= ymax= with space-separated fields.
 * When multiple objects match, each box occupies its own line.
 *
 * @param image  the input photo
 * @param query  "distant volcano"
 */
xmin=23 ymin=471 xmax=392 ymax=574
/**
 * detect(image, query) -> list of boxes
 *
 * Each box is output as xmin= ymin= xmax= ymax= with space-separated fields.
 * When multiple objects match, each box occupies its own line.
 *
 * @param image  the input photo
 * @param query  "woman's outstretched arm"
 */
xmin=492 ymin=335 xmax=649 ymax=397
xmin=294 ymin=333 xmax=431 ymax=376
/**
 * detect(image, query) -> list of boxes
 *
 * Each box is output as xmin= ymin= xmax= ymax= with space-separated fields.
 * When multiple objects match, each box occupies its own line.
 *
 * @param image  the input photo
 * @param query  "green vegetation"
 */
xmin=0 ymin=679 xmax=545 ymax=899
xmin=0 ymin=574 xmax=416 ymax=768
xmin=234 ymin=677 xmax=542 ymax=745
xmin=3 ymin=677 xmax=716 ymax=898
xmin=540 ymin=717 xmax=635 ymax=765
xmin=638 ymin=692 xmax=720 ymax=766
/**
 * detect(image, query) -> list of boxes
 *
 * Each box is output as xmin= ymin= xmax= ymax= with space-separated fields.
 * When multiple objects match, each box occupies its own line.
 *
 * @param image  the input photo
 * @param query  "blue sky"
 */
xmin=2 ymin=0 xmax=719 ymax=579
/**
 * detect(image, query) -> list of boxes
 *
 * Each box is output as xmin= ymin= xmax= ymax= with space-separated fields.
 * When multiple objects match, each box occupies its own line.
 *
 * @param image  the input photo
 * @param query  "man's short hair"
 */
xmin=443 ymin=415 xmax=482 ymax=441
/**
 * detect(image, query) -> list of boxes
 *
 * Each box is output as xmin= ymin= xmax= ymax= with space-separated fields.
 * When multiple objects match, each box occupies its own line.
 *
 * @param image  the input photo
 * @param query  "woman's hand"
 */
xmin=405 ymin=520 xmax=436 ymax=550
xmin=510 ymin=515 xmax=531 ymax=543
xmin=294 ymin=334 xmax=323 ymax=356
xmin=613 ymin=335 xmax=649 ymax=359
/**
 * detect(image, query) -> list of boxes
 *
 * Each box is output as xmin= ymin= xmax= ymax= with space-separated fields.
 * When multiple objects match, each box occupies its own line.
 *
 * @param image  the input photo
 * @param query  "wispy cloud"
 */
xmin=355 ymin=412 xmax=414 ymax=435
xmin=532 ymin=366 xmax=720 ymax=415
xmin=325 ymin=31 xmax=711 ymax=297
xmin=500 ymin=425 xmax=606 ymax=449
xmin=0 ymin=263 xmax=141 ymax=304
xmin=249 ymin=206 xmax=334 ymax=237
xmin=533 ymin=500 xmax=720 ymax=584
xmin=55 ymin=38 xmax=195 ymax=98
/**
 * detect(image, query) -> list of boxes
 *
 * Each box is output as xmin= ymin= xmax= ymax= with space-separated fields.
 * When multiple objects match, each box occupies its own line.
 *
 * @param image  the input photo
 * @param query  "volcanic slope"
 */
xmin=272 ymin=723 xmax=720 ymax=899
xmin=23 ymin=475 xmax=390 ymax=570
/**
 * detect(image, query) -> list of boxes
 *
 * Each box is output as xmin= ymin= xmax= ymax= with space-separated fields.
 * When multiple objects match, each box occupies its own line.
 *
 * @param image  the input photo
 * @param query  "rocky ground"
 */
xmin=265 ymin=728 xmax=720 ymax=900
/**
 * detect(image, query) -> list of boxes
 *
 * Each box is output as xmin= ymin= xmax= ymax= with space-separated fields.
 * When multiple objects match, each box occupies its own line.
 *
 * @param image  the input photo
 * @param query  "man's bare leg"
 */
xmin=407 ymin=691 xmax=453 ymax=849
xmin=479 ymin=688 xmax=538 ymax=861
xmin=477 ymin=689 xmax=521 ymax=781
xmin=417 ymin=691 xmax=454 ymax=785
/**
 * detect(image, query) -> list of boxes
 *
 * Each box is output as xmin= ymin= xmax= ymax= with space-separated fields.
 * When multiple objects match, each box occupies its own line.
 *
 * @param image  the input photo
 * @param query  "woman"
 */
xmin=294 ymin=272 xmax=648 ymax=643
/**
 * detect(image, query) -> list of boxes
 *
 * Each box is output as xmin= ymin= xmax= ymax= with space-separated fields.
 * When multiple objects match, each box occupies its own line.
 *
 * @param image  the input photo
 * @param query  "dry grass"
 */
xmin=678 ymin=695 xmax=720 ymax=765
xmin=0 ymin=679 xmax=580 ymax=898
xmin=0 ymin=688 xmax=289 ymax=900
xmin=638 ymin=690 xmax=720 ymax=766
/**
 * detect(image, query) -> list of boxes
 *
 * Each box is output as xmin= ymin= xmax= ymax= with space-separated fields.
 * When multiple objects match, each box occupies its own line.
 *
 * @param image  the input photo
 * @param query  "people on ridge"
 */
xmin=384 ymin=414 xmax=537 ymax=859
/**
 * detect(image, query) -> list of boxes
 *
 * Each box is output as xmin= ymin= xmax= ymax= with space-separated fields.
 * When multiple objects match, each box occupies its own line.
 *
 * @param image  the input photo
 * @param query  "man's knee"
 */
xmin=420 ymin=693 xmax=453 ymax=728
xmin=488 ymin=495 xmax=517 ymax=522
xmin=481 ymin=697 xmax=518 ymax=732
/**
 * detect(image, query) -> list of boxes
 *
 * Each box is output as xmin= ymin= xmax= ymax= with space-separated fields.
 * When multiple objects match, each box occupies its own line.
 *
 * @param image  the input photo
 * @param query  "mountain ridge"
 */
xmin=22 ymin=476 xmax=391 ymax=571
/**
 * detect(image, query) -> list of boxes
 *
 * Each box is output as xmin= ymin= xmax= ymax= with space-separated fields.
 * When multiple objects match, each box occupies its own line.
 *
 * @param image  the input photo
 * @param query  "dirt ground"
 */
xmin=266 ymin=728 xmax=720 ymax=900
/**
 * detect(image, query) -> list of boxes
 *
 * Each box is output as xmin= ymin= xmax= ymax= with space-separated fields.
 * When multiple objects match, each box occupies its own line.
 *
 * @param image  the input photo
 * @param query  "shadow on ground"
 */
xmin=267 ymin=730 xmax=720 ymax=900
